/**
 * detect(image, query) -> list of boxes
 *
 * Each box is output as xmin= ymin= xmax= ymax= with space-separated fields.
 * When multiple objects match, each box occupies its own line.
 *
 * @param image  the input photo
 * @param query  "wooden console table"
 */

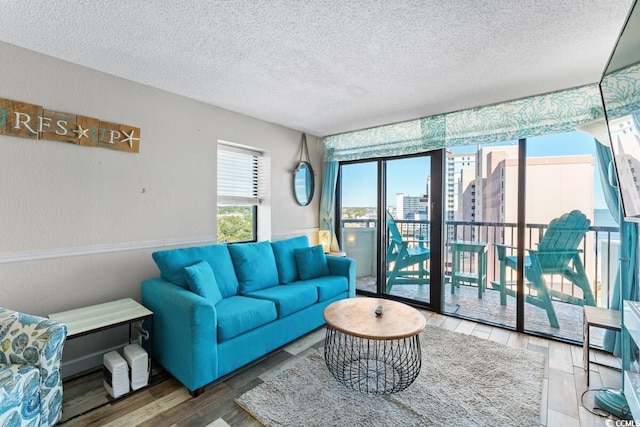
xmin=49 ymin=298 xmax=154 ymax=422
xmin=49 ymin=298 xmax=153 ymax=340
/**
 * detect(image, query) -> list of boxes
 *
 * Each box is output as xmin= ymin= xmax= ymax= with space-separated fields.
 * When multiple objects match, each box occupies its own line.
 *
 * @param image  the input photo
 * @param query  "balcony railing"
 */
xmin=341 ymin=217 xmax=620 ymax=309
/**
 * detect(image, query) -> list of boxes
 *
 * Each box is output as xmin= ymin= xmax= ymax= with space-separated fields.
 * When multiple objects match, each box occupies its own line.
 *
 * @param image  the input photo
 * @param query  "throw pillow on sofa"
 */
xmin=228 ymin=241 xmax=279 ymax=293
xmin=271 ymin=236 xmax=310 ymax=284
xmin=294 ymin=245 xmax=330 ymax=280
xmin=152 ymin=244 xmax=239 ymax=297
xmin=184 ymin=260 xmax=223 ymax=305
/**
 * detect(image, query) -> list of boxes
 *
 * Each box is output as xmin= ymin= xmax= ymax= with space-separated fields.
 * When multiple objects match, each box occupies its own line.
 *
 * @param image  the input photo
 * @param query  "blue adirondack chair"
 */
xmin=493 ymin=210 xmax=596 ymax=328
xmin=386 ymin=211 xmax=430 ymax=292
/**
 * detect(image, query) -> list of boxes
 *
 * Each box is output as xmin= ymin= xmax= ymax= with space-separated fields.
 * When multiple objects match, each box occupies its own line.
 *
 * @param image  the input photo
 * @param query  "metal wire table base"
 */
xmin=324 ymin=326 xmax=422 ymax=394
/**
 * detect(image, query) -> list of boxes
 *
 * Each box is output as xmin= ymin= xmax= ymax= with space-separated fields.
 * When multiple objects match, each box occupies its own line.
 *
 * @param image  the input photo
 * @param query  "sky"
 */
xmin=340 ymin=131 xmax=608 ymax=209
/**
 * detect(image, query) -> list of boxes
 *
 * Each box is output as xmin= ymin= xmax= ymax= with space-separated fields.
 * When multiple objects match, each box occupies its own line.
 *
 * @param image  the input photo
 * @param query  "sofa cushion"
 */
xmin=291 ymin=275 xmax=349 ymax=301
xmin=152 ymin=244 xmax=239 ymax=297
xmin=270 ymin=236 xmax=310 ymax=284
xmin=294 ymin=245 xmax=330 ymax=280
xmin=184 ymin=261 xmax=223 ymax=305
xmin=245 ymin=284 xmax=318 ymax=318
xmin=215 ymin=296 xmax=277 ymax=343
xmin=228 ymin=241 xmax=279 ymax=294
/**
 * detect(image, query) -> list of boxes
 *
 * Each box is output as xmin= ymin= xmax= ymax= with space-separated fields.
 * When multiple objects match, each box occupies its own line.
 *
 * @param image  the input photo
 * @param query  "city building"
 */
xmin=395 ymin=192 xmax=428 ymax=220
xmin=458 ymin=145 xmax=594 ymax=225
xmin=446 ymin=151 xmax=476 ymax=221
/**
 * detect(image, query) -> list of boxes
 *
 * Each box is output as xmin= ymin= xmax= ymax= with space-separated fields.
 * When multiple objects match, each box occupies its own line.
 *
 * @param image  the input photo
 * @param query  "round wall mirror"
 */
xmin=293 ymin=161 xmax=314 ymax=206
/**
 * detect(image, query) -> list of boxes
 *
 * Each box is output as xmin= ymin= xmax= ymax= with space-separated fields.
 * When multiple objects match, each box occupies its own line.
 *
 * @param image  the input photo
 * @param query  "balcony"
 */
xmin=341 ymin=218 xmax=620 ymax=343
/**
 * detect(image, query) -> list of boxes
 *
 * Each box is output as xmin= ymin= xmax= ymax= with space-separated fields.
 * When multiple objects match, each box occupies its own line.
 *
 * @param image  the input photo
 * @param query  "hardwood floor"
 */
xmin=60 ymin=311 xmax=622 ymax=426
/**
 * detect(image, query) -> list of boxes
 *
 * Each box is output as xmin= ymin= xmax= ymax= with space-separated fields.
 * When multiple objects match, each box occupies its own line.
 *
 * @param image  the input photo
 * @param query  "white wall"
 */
xmin=0 ymin=41 xmax=323 ymax=317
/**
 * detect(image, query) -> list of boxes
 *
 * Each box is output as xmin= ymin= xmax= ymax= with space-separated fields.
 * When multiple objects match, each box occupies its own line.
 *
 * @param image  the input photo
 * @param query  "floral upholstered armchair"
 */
xmin=0 ymin=307 xmax=67 ymax=427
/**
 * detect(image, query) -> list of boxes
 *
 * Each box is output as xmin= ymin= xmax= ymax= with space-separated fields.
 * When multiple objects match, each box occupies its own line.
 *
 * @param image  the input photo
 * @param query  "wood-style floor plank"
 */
xmin=548 ymin=368 xmax=580 ymax=419
xmin=59 ymin=311 xmax=623 ymax=427
xmin=488 ymin=326 xmax=510 ymax=344
xmin=102 ymin=388 xmax=192 ymax=427
xmin=541 ymin=377 xmax=549 ymax=426
xmin=506 ymin=331 xmax=529 ymax=348
xmin=454 ymin=318 xmax=477 ymax=335
xmin=470 ymin=329 xmax=491 ymax=339
xmin=547 ymin=408 xmax=580 ymax=427
xmin=549 ymin=340 xmax=574 ymax=374
xmin=425 ymin=312 xmax=446 ymax=327
xmin=175 ymin=378 xmax=262 ymax=427
xmin=137 ymin=381 xmax=238 ymax=427
xmin=440 ymin=316 xmax=461 ymax=331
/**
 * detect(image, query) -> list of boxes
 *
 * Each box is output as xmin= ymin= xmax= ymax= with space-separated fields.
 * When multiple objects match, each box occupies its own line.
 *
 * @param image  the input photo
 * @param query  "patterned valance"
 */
xmin=322 ymin=115 xmax=444 ymax=162
xmin=601 ymin=62 xmax=640 ymax=119
xmin=324 ymin=83 xmax=604 ymax=161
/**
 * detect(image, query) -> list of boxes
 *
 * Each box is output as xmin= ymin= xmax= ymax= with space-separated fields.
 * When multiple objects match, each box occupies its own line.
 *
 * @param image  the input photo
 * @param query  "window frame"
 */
xmin=217 ymin=142 xmax=264 ymax=243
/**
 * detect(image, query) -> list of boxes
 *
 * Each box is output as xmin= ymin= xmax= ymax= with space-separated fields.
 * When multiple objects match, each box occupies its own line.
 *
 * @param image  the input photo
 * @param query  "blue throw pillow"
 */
xmin=228 ymin=241 xmax=280 ymax=293
xmin=152 ymin=244 xmax=239 ymax=297
xmin=184 ymin=260 xmax=223 ymax=305
xmin=271 ymin=236 xmax=310 ymax=284
xmin=294 ymin=245 xmax=330 ymax=280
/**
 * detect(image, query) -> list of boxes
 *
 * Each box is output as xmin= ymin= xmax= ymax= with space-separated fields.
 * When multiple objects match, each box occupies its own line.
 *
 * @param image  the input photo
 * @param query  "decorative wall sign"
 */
xmin=0 ymin=97 xmax=140 ymax=153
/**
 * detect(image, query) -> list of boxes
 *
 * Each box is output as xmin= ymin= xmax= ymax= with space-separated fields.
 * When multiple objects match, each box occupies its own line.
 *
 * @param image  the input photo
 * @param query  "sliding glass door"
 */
xmin=339 ymin=161 xmax=379 ymax=294
xmin=333 ymin=129 xmax=613 ymax=344
xmin=442 ymin=142 xmax=520 ymax=329
xmin=338 ymin=153 xmax=442 ymax=310
xmin=384 ymin=156 xmax=433 ymax=304
xmin=438 ymin=133 xmax=611 ymax=343
xmin=523 ymin=131 xmax=609 ymax=342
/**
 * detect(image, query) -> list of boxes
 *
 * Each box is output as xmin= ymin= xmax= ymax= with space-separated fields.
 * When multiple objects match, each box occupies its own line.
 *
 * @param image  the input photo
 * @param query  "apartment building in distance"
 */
xmin=457 ymin=145 xmax=594 ymax=226
xmin=454 ymin=143 xmax=595 ymax=282
xmin=446 ymin=151 xmax=476 ymax=221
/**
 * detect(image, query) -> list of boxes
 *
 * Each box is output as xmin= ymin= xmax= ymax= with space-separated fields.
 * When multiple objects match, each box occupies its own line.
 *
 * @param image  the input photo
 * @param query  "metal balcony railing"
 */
xmin=340 ymin=217 xmax=620 ymax=309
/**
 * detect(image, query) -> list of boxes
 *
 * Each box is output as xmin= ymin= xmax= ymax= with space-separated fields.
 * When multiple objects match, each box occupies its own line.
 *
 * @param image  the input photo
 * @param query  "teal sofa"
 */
xmin=141 ymin=236 xmax=355 ymax=395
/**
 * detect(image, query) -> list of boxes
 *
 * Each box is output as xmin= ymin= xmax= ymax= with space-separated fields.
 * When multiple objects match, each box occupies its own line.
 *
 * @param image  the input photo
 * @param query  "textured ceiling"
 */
xmin=0 ymin=0 xmax=635 ymax=136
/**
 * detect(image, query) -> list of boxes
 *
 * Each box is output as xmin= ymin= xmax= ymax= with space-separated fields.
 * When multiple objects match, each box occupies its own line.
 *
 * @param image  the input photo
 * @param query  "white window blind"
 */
xmin=218 ymin=143 xmax=267 ymax=205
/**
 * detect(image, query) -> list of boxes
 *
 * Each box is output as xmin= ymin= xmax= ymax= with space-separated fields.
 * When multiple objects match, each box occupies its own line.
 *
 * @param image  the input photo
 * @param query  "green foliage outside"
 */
xmin=342 ymin=207 xmax=375 ymax=218
xmin=217 ymin=206 xmax=254 ymax=243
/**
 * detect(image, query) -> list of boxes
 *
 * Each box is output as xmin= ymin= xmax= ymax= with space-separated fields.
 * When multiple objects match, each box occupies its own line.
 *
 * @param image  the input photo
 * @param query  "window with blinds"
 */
xmin=217 ymin=143 xmax=265 ymax=243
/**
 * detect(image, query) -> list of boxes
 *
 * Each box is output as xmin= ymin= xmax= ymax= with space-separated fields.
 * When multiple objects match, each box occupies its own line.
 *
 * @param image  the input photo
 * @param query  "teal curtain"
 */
xmin=324 ymin=84 xmax=604 ymax=161
xmin=596 ymin=138 xmax=639 ymax=355
xmin=599 ymin=62 xmax=640 ymax=355
xmin=319 ymin=161 xmax=340 ymax=252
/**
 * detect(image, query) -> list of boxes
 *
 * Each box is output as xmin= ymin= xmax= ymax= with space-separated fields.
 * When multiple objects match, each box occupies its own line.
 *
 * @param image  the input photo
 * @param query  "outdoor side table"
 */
xmin=323 ymin=297 xmax=426 ymax=395
xmin=450 ymin=240 xmax=488 ymax=298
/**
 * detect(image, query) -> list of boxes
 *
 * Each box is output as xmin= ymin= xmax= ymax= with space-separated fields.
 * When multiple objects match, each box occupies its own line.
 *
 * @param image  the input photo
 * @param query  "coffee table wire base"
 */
xmin=324 ymin=326 xmax=422 ymax=394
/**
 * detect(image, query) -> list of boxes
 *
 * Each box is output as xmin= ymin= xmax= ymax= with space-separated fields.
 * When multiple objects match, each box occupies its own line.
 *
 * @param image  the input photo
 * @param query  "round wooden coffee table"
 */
xmin=323 ymin=297 xmax=426 ymax=394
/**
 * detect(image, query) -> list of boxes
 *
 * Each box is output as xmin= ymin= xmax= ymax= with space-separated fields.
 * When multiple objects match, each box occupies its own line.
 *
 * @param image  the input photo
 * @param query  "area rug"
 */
xmin=236 ymin=325 xmax=544 ymax=426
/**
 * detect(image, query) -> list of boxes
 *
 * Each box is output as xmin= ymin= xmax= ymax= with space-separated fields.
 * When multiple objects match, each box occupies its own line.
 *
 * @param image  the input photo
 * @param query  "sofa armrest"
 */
xmin=326 ymin=256 xmax=356 ymax=298
xmin=141 ymin=278 xmax=218 ymax=392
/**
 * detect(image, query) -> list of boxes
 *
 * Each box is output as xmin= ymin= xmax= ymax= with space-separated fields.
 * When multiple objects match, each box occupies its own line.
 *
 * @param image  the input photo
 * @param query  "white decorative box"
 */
xmin=103 ymin=350 xmax=130 ymax=398
xmin=123 ymin=343 xmax=149 ymax=390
